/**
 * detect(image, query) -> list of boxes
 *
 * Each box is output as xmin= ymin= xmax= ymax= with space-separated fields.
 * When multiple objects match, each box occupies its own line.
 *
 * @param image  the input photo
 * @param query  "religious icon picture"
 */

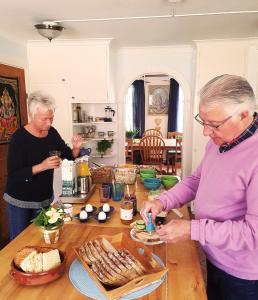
xmin=0 ymin=76 xmax=21 ymax=143
xmin=148 ymin=85 xmax=169 ymax=115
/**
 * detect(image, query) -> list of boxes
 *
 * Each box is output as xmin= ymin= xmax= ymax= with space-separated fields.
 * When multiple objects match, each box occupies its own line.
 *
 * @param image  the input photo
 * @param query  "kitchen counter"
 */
xmin=0 ymin=181 xmax=207 ymax=300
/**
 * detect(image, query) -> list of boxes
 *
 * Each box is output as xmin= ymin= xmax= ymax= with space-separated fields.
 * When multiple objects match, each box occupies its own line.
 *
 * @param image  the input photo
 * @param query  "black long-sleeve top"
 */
xmin=4 ymin=126 xmax=74 ymax=208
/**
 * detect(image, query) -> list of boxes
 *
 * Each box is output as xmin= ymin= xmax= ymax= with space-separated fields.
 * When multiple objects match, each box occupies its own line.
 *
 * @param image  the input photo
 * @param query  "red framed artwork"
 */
xmin=0 ymin=64 xmax=26 ymax=143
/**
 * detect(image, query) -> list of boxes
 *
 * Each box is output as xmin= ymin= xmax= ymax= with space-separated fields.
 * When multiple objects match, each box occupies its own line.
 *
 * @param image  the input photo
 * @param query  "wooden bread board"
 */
xmin=59 ymin=184 xmax=96 ymax=204
xmin=73 ymin=232 xmax=168 ymax=300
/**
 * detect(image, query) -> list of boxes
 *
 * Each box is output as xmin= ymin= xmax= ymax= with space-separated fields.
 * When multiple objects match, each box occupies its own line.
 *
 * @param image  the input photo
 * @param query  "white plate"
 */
xmin=130 ymin=228 xmax=164 ymax=245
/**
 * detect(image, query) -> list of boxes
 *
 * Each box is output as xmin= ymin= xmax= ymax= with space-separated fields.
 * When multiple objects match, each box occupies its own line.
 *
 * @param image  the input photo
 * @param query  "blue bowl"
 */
xmin=144 ymin=178 xmax=161 ymax=190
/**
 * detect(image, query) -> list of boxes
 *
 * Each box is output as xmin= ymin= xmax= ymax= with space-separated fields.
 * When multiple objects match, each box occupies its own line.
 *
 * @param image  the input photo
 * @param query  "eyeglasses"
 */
xmin=194 ymin=113 xmax=233 ymax=130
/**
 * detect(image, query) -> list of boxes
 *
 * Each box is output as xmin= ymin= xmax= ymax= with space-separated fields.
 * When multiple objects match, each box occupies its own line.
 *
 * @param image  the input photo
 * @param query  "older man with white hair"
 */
xmin=141 ymin=74 xmax=258 ymax=299
xmin=4 ymin=91 xmax=82 ymax=240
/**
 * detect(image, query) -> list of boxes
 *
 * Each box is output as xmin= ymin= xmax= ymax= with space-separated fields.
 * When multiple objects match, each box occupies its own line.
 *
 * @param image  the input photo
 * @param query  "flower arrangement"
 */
xmin=32 ymin=207 xmax=65 ymax=230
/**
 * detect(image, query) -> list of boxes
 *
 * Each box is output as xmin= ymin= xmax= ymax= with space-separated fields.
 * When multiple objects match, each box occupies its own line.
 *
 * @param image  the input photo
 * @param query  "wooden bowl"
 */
xmin=10 ymin=246 xmax=66 ymax=286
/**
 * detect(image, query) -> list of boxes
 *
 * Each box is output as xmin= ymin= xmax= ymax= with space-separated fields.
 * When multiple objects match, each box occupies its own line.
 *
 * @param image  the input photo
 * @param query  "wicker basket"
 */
xmin=90 ymin=166 xmax=113 ymax=184
xmin=114 ymin=167 xmax=137 ymax=185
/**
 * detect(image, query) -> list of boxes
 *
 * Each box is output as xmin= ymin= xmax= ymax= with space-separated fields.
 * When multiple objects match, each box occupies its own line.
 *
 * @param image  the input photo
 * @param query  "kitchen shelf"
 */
xmin=72 ymin=121 xmax=116 ymax=125
xmin=82 ymin=138 xmax=115 ymax=141
xmin=72 ymin=102 xmax=118 ymax=165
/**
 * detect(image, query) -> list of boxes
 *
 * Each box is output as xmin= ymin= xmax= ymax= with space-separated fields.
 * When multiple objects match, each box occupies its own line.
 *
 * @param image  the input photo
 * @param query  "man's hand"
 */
xmin=156 ymin=219 xmax=191 ymax=243
xmin=140 ymin=200 xmax=164 ymax=223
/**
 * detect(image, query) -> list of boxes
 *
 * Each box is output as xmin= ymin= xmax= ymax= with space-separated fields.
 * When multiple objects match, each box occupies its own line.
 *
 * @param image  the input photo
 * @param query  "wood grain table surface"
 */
xmin=0 ymin=180 xmax=207 ymax=300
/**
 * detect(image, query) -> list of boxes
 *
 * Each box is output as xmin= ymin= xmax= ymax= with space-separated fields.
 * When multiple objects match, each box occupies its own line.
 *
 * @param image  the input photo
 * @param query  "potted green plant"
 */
xmin=97 ymin=139 xmax=113 ymax=158
xmin=32 ymin=207 xmax=65 ymax=244
xmin=126 ymin=129 xmax=139 ymax=139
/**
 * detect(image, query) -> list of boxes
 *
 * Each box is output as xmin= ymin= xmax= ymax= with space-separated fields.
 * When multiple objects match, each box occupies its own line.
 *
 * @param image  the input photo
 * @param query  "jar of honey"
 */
xmin=120 ymin=200 xmax=133 ymax=225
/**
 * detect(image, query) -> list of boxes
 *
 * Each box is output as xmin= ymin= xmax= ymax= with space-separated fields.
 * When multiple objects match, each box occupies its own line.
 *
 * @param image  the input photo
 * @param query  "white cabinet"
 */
xmin=29 ymin=82 xmax=72 ymax=145
xmin=27 ymin=40 xmax=113 ymax=103
xmin=71 ymin=103 xmax=118 ymax=165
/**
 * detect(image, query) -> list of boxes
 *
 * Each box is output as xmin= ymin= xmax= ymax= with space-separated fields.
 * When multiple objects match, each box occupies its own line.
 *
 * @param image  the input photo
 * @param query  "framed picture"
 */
xmin=0 ymin=65 xmax=26 ymax=144
xmin=148 ymin=85 xmax=169 ymax=115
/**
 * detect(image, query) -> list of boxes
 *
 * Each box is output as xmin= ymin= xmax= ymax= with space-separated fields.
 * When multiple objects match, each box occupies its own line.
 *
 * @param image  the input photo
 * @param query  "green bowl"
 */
xmin=160 ymin=175 xmax=178 ymax=183
xmin=140 ymin=169 xmax=157 ymax=175
xmin=140 ymin=173 xmax=155 ymax=183
xmin=162 ymin=179 xmax=178 ymax=190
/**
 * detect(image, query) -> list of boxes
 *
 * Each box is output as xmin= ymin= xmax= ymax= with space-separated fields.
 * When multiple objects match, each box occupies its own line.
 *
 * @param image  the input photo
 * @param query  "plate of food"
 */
xmin=130 ymin=220 xmax=164 ymax=245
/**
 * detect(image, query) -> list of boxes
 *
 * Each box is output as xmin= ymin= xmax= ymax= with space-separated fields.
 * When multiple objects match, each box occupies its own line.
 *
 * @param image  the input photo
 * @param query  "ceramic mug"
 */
xmin=79 ymin=147 xmax=92 ymax=156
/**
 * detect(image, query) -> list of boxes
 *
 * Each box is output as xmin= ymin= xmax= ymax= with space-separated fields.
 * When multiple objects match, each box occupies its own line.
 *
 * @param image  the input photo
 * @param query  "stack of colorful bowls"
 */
xmin=160 ymin=175 xmax=179 ymax=190
xmin=140 ymin=169 xmax=157 ymax=183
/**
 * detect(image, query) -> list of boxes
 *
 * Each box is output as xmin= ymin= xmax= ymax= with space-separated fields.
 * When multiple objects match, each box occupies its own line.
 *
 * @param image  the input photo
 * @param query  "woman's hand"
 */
xmin=156 ymin=219 xmax=191 ymax=243
xmin=33 ymin=156 xmax=60 ymax=174
xmin=72 ymin=134 xmax=83 ymax=158
xmin=72 ymin=134 xmax=83 ymax=149
xmin=140 ymin=200 xmax=164 ymax=223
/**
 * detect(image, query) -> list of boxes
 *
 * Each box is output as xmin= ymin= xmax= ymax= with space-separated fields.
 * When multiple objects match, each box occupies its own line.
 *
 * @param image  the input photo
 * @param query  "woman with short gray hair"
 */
xmin=28 ymin=91 xmax=56 ymax=117
xmin=4 ymin=90 xmax=82 ymax=240
xmin=141 ymin=74 xmax=258 ymax=299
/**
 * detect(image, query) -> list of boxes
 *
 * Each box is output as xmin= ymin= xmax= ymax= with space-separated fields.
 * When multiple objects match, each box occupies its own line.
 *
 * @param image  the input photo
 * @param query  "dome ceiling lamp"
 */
xmin=34 ymin=21 xmax=64 ymax=42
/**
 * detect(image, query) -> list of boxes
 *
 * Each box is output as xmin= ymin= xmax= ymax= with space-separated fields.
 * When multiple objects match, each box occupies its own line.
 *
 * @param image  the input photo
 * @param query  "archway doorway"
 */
xmin=124 ymin=73 xmax=184 ymax=175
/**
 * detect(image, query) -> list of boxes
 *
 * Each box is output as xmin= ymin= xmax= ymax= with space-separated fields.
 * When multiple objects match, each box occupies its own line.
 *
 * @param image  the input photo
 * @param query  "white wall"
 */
xmin=0 ymin=36 xmax=28 ymax=87
xmin=0 ymin=36 xmax=27 ymax=68
xmin=114 ymin=45 xmax=195 ymax=176
xmin=192 ymin=38 xmax=258 ymax=170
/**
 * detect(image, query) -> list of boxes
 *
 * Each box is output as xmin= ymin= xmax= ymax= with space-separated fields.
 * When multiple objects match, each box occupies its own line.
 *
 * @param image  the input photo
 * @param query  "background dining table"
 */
xmin=0 ymin=179 xmax=207 ymax=300
xmin=127 ymin=138 xmax=177 ymax=162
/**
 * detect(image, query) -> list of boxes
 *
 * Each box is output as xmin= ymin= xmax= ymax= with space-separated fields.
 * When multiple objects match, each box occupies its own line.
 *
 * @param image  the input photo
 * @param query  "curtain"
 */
xmin=132 ymin=80 xmax=145 ymax=137
xmin=167 ymin=78 xmax=179 ymax=132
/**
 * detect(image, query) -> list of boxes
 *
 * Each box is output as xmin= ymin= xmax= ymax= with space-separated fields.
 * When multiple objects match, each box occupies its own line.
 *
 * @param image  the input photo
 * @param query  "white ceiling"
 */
xmin=1 ymin=0 xmax=258 ymax=47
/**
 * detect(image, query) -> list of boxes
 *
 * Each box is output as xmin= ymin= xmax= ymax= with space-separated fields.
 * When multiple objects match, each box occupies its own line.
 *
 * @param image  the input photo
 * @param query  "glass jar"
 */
xmin=120 ymin=200 xmax=133 ymax=225
xmin=124 ymin=194 xmax=137 ymax=216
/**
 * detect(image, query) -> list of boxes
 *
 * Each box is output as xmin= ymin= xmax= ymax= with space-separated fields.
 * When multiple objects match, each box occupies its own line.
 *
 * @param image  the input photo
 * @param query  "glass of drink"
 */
xmin=49 ymin=150 xmax=61 ymax=157
xmin=99 ymin=185 xmax=110 ymax=203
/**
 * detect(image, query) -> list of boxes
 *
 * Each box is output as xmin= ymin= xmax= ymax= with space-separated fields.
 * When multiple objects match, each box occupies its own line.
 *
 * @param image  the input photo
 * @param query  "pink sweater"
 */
xmin=158 ymin=132 xmax=258 ymax=280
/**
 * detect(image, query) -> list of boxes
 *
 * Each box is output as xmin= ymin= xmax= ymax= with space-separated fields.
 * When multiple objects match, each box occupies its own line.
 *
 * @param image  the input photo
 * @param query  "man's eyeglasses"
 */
xmin=194 ymin=114 xmax=233 ymax=130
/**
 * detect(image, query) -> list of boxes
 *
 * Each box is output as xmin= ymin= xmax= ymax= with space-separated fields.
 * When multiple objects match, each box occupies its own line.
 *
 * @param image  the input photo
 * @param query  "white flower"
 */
xmin=48 ymin=212 xmax=61 ymax=224
xmin=46 ymin=210 xmax=54 ymax=217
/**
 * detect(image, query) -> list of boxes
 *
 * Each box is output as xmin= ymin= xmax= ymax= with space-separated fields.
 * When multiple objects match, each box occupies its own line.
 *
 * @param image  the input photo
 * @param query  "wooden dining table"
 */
xmin=127 ymin=138 xmax=177 ymax=162
xmin=0 ymin=179 xmax=207 ymax=300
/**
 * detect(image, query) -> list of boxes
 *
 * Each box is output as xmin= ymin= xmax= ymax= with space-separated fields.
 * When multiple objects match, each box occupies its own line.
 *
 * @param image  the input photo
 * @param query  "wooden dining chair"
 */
xmin=166 ymin=132 xmax=183 ymax=174
xmin=139 ymin=135 xmax=165 ymax=173
xmin=125 ymin=138 xmax=133 ymax=162
xmin=174 ymin=137 xmax=182 ymax=175
xmin=142 ymin=129 xmax=163 ymax=138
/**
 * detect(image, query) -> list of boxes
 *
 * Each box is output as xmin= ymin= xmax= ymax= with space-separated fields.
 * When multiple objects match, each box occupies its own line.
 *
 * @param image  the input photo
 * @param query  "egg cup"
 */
xmin=98 ymin=206 xmax=114 ymax=216
xmin=94 ymin=214 xmax=107 ymax=223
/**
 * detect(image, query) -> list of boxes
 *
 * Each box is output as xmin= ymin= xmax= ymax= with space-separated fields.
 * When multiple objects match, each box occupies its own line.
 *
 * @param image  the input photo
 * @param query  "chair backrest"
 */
xmin=139 ymin=135 xmax=165 ymax=166
xmin=175 ymin=136 xmax=182 ymax=168
xmin=143 ymin=129 xmax=163 ymax=138
xmin=167 ymin=131 xmax=183 ymax=139
xmin=125 ymin=139 xmax=133 ymax=161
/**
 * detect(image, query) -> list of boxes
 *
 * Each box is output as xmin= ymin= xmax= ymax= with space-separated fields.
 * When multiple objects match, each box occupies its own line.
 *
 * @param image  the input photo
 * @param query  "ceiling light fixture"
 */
xmin=34 ymin=21 xmax=64 ymax=42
